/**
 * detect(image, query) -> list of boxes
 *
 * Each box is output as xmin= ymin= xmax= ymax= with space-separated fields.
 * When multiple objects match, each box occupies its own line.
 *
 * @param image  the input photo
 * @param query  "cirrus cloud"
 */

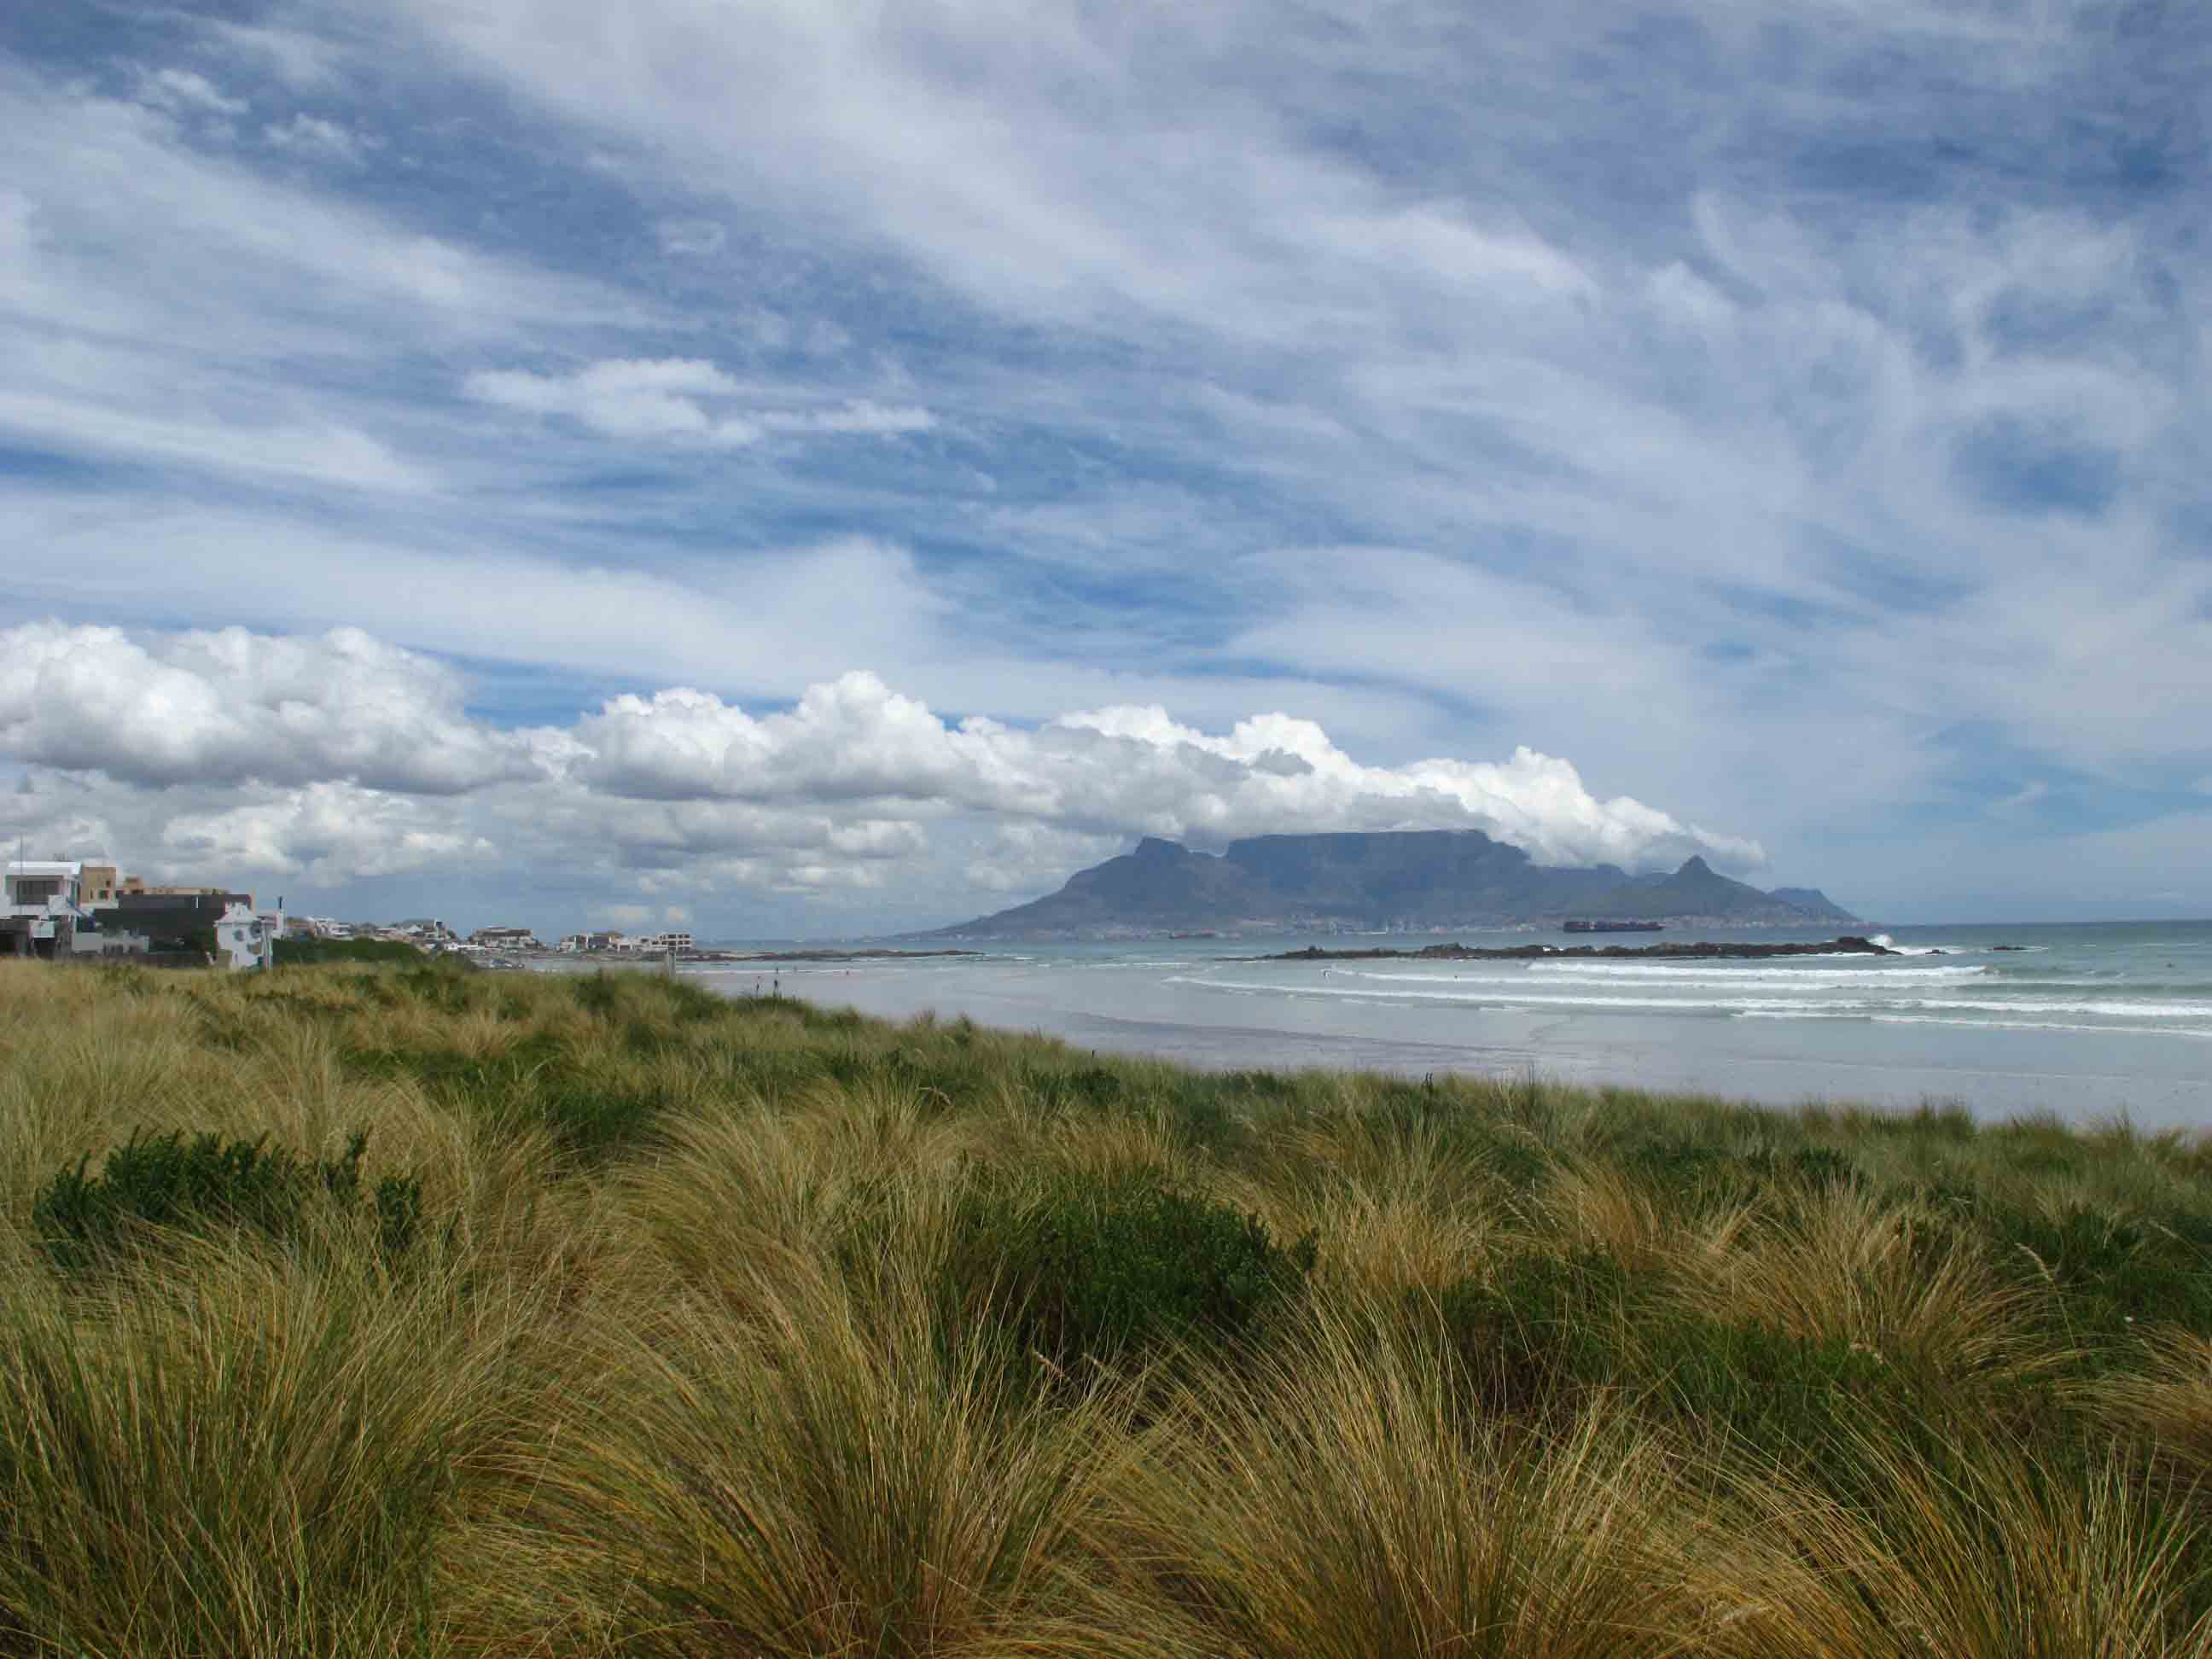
xmin=464 ymin=358 xmax=933 ymax=447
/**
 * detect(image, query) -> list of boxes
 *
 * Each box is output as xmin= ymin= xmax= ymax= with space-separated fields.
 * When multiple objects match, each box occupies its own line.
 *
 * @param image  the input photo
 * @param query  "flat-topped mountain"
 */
xmin=934 ymin=830 xmax=1860 ymax=940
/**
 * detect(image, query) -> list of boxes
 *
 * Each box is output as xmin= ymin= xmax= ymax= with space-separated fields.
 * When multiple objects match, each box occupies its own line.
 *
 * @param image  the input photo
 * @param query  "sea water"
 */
xmin=689 ymin=920 xmax=2212 ymax=1127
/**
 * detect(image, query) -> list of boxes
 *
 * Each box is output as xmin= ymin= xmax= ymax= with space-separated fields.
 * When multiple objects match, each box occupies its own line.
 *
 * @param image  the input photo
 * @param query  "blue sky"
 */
xmin=2 ymin=0 xmax=2209 ymax=934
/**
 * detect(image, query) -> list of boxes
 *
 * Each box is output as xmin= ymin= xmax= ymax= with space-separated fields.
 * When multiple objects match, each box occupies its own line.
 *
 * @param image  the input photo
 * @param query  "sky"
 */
xmin=2 ymin=0 xmax=2209 ymax=935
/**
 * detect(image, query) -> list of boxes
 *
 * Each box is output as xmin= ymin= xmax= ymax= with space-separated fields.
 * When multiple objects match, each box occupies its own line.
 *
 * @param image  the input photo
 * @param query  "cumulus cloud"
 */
xmin=160 ymin=782 xmax=499 ymax=880
xmin=463 ymin=358 xmax=932 ymax=446
xmin=0 ymin=625 xmax=1763 ymax=905
xmin=573 ymin=668 xmax=1762 ymax=870
xmin=0 ymin=623 xmax=544 ymax=794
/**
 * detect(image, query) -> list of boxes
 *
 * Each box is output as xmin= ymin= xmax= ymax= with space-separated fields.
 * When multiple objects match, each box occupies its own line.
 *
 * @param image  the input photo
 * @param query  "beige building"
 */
xmin=119 ymin=876 xmax=245 ymax=902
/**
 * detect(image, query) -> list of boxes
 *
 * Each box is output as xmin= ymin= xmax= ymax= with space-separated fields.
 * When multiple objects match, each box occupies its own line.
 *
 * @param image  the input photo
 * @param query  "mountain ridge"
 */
xmin=932 ymin=830 xmax=1860 ymax=940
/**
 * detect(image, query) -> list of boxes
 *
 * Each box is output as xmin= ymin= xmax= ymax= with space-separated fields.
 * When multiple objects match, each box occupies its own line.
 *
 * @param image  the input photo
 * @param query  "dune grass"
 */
xmin=7 ymin=955 xmax=2212 ymax=1654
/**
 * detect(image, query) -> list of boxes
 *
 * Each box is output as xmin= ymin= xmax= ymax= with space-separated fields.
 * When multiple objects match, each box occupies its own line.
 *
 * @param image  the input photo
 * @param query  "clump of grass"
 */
xmin=1669 ymin=1182 xmax=2055 ymax=1389
xmin=1121 ymin=1307 xmax=1723 ymax=1658
xmin=2093 ymin=1330 xmax=2212 ymax=1489
xmin=1710 ymin=1420 xmax=2212 ymax=1657
xmin=0 ymin=1247 xmax=519 ymax=1657
xmin=489 ymin=1266 xmax=1172 ymax=1657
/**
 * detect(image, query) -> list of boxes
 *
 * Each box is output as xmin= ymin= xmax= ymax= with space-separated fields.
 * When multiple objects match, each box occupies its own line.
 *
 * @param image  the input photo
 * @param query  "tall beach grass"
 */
xmin=7 ymin=956 xmax=2212 ymax=1654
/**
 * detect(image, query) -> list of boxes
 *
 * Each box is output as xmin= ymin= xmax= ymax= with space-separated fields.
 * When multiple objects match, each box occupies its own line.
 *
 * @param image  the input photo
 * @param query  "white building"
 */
xmin=3 ymin=860 xmax=90 ymax=958
xmin=215 ymin=900 xmax=279 ymax=970
xmin=470 ymin=925 xmax=541 ymax=950
xmin=637 ymin=930 xmax=696 ymax=955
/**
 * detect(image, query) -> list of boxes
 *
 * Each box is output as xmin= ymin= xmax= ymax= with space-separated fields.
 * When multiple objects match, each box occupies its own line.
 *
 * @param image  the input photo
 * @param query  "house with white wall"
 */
xmin=3 ymin=860 xmax=91 ymax=958
xmin=469 ymin=925 xmax=540 ymax=950
xmin=215 ymin=900 xmax=278 ymax=970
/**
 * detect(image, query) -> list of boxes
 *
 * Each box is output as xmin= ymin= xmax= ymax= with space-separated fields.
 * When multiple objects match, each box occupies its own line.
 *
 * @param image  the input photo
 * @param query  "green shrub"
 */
xmin=528 ymin=1074 xmax=672 ymax=1162
xmin=1160 ymin=1077 xmax=1256 ymax=1157
xmin=344 ymin=1031 xmax=667 ymax=1163
xmin=1435 ymin=1253 xmax=1896 ymax=1468
xmin=271 ymin=935 xmax=423 ymax=966
xmin=1638 ymin=1312 xmax=1892 ymax=1469
xmin=1435 ymin=1250 xmax=1631 ymax=1417
xmin=32 ymin=1128 xmax=423 ymax=1272
xmin=1984 ymin=1201 xmax=2212 ymax=1348
xmin=394 ymin=959 xmax=478 ymax=1012
xmin=962 ymin=1173 xmax=1315 ymax=1371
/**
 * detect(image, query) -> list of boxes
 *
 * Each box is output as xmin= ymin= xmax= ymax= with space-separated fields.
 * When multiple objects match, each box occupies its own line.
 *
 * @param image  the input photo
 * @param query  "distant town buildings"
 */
xmin=3 ymin=859 xmax=277 ymax=965
xmin=552 ymin=929 xmax=693 ymax=956
xmin=7 ymin=855 xmax=700 ymax=966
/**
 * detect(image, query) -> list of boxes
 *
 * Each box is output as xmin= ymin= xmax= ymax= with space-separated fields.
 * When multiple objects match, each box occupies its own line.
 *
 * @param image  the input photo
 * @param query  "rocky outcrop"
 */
xmin=1260 ymin=935 xmax=1898 ymax=962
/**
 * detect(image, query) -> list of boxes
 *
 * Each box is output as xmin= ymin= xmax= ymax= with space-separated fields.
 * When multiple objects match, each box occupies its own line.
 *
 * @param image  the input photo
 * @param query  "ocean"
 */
xmin=686 ymin=921 xmax=2212 ymax=1127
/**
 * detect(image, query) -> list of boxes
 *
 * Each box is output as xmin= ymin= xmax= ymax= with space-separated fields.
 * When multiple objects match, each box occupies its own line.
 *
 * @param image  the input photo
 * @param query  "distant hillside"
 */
xmin=1562 ymin=857 xmax=1853 ymax=924
xmin=934 ymin=831 xmax=1860 ymax=940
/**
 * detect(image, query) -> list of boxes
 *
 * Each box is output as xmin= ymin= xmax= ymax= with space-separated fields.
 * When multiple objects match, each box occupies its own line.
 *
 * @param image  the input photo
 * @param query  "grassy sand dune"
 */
xmin=6 ymin=957 xmax=2212 ymax=1655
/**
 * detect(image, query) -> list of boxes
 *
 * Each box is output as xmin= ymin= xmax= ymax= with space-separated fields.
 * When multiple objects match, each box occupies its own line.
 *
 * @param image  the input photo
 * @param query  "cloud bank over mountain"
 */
xmin=0 ymin=623 xmax=1758 ymax=911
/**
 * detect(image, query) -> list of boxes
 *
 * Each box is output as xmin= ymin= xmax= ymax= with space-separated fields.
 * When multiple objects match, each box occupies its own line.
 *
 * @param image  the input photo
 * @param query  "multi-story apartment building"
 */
xmin=4 ymin=860 xmax=90 ymax=958
xmin=469 ymin=926 xmax=541 ymax=950
xmin=557 ymin=931 xmax=626 ymax=953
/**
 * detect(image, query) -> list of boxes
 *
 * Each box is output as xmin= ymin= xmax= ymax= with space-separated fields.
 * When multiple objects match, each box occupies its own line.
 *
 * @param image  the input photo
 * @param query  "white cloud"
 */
xmin=0 ymin=623 xmax=543 ymax=794
xmin=464 ymin=358 xmax=933 ymax=446
xmin=264 ymin=114 xmax=375 ymax=166
xmin=0 ymin=624 xmax=1764 ymax=905
xmin=758 ymin=399 xmax=934 ymax=435
xmin=137 ymin=67 xmax=247 ymax=118
xmin=655 ymin=217 xmax=727 ymax=255
xmin=0 ymin=391 xmax=430 ymax=492
xmin=465 ymin=358 xmax=756 ymax=444
xmin=161 ymin=783 xmax=500 ymax=881
xmin=198 ymin=20 xmax=341 ymax=88
xmin=1 ymin=499 xmax=958 ymax=706
xmin=572 ymin=667 xmax=1761 ymax=870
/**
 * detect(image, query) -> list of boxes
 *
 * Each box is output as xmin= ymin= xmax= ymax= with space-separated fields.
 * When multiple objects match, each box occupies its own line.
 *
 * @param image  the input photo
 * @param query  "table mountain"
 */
xmin=933 ymin=831 xmax=1860 ymax=940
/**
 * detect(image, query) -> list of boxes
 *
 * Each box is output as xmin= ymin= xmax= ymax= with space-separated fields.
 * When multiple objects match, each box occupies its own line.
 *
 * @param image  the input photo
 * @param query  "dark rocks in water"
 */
xmin=710 ymin=947 xmax=983 ymax=963
xmin=1258 ymin=935 xmax=1899 ymax=963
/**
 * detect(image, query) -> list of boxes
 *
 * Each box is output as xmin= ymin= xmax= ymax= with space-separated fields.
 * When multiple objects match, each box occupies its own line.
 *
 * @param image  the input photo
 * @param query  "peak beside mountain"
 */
xmin=1561 ymin=856 xmax=1854 ymax=924
xmin=1768 ymin=887 xmax=1848 ymax=915
xmin=932 ymin=830 xmax=1861 ymax=940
